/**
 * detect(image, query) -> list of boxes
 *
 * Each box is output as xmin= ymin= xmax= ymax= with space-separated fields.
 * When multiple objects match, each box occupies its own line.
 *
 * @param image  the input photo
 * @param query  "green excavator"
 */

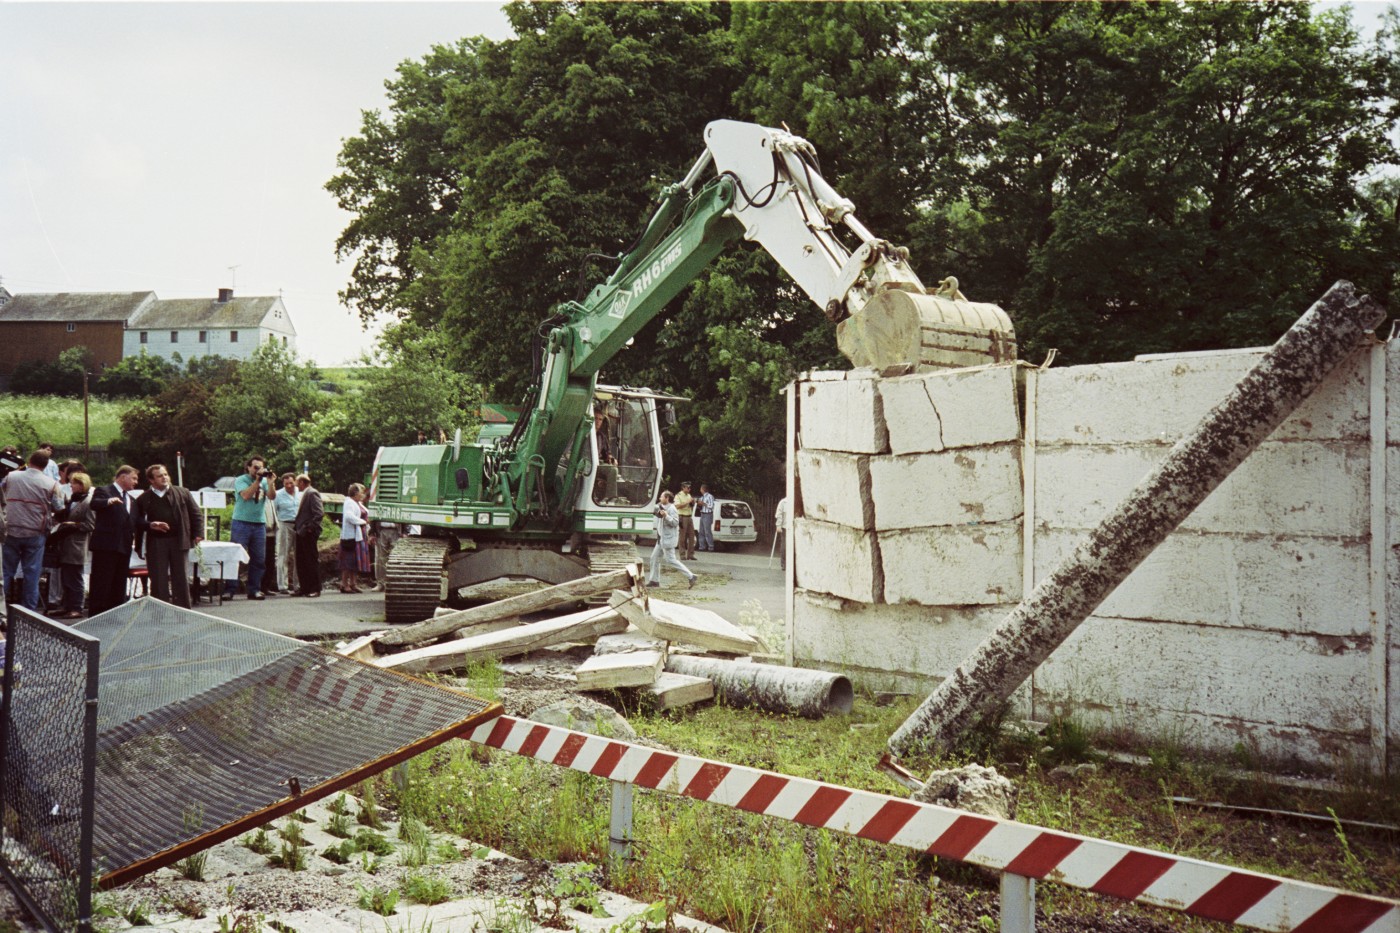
xmin=367 ymin=120 xmax=1018 ymax=622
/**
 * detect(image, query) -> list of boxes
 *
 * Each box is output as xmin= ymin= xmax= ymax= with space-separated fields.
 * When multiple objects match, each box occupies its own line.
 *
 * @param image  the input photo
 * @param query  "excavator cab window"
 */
xmin=590 ymin=397 xmax=658 ymax=508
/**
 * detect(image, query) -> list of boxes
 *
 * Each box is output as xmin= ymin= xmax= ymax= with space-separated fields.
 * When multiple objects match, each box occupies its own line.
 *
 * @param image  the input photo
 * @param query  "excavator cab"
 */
xmin=583 ymin=386 xmax=667 ymax=510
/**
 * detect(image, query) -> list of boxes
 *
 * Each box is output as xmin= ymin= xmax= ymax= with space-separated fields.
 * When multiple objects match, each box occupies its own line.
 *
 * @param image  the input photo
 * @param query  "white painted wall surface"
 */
xmin=789 ymin=348 xmax=1396 ymax=774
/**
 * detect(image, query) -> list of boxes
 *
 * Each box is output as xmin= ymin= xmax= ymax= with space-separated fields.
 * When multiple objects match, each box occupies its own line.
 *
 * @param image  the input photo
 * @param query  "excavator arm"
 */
xmin=492 ymin=120 xmax=1017 ymax=524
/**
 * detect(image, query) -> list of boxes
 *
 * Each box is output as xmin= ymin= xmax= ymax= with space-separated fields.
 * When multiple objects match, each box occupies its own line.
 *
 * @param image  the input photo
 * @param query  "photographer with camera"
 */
xmin=225 ymin=455 xmax=277 ymax=601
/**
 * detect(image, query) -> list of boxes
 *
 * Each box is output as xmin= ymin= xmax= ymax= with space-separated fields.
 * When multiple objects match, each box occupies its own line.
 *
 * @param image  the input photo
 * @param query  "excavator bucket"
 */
xmin=836 ymin=289 xmax=1017 ymax=372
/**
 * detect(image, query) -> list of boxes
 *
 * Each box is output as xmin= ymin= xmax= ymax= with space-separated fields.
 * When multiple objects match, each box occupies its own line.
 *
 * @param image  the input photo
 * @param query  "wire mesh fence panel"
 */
xmin=72 ymin=600 xmax=498 ymax=887
xmin=0 ymin=606 xmax=99 ymax=933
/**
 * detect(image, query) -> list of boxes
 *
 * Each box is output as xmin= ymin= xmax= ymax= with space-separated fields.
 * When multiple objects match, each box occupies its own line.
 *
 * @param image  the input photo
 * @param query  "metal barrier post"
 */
xmin=1000 ymin=873 xmax=1034 ymax=933
xmin=609 ymin=780 xmax=634 ymax=862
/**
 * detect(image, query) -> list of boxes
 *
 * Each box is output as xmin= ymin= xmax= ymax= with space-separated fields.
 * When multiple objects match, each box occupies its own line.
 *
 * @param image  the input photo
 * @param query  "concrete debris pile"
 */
xmin=340 ymin=566 xmax=852 ymax=718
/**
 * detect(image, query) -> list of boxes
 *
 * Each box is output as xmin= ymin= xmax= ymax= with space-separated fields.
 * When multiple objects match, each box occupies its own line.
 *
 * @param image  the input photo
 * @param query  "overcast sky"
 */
xmin=3 ymin=2 xmax=1393 ymax=366
xmin=1 ymin=2 xmax=513 ymax=365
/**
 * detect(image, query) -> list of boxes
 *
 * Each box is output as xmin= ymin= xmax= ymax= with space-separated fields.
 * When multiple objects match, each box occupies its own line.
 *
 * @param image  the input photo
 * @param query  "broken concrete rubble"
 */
xmin=912 ymin=763 xmax=1019 ymax=821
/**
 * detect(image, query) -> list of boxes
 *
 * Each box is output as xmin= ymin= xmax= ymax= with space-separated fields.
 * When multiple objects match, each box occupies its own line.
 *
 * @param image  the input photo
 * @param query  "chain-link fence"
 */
xmin=0 ymin=606 xmax=99 ymax=933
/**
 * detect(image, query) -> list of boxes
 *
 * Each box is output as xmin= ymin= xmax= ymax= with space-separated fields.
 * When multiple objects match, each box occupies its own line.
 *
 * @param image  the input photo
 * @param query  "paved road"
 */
xmin=198 ymin=542 xmax=785 ymax=642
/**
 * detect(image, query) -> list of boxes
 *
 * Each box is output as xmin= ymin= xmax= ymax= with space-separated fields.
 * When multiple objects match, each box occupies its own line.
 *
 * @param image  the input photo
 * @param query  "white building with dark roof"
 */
xmin=123 ymin=289 xmax=297 ymax=363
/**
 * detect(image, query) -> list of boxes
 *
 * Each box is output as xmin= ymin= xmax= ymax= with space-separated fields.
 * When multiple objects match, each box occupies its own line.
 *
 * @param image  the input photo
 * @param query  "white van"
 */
xmin=694 ymin=498 xmax=757 ymax=547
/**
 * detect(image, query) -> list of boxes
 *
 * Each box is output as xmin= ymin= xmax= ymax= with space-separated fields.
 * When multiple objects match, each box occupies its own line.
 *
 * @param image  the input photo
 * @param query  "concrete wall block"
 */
xmin=1036 ymin=440 xmax=1367 ymax=537
xmin=792 ymin=590 xmax=1010 ymax=690
xmin=1036 ymin=348 xmax=1370 ymax=446
xmin=798 ymin=374 xmax=889 ymax=454
xmin=882 ymin=524 xmax=1022 ymax=606
xmin=1039 ymin=701 xmax=1367 ymax=774
xmin=881 ymin=364 xmax=1021 ymax=455
xmin=1035 ymin=616 xmax=1370 ymax=739
xmin=1032 ymin=529 xmax=1369 ymax=637
xmin=795 ymin=449 xmax=872 ymax=529
xmin=793 ymin=518 xmax=882 ymax=603
xmin=870 ymin=445 xmax=1023 ymax=530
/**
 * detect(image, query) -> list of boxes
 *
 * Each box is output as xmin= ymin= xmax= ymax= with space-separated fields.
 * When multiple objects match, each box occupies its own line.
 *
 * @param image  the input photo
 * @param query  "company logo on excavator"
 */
xmin=608 ymin=242 xmax=685 ymax=318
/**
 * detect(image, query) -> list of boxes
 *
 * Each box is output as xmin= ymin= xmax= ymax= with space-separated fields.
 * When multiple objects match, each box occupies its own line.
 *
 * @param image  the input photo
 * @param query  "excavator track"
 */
xmin=384 ymin=536 xmax=453 ymax=624
xmin=586 ymin=537 xmax=642 ymax=605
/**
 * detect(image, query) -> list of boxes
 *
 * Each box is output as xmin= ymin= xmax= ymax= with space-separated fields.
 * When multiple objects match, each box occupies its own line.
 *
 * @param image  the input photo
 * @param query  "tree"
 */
xmin=93 ymin=351 xmax=181 ymax=399
xmin=112 ymin=365 xmax=238 ymax=485
xmin=205 ymin=343 xmax=325 ymax=475
xmin=923 ymin=2 xmax=1400 ymax=364
xmin=10 ymin=346 xmax=93 ymax=397
xmin=292 ymin=323 xmax=483 ymax=492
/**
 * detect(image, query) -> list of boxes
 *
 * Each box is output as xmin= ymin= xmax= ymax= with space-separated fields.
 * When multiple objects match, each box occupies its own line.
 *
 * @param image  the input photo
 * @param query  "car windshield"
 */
xmin=720 ymin=502 xmax=751 ymax=519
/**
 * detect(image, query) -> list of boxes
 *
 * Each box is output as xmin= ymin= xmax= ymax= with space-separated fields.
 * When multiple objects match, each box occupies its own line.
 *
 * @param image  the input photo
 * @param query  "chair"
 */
xmin=127 ymin=567 xmax=150 ymax=599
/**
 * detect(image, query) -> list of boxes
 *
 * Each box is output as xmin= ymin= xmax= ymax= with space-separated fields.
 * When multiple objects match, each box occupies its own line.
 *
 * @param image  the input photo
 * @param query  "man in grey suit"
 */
xmin=293 ymin=474 xmax=324 ymax=597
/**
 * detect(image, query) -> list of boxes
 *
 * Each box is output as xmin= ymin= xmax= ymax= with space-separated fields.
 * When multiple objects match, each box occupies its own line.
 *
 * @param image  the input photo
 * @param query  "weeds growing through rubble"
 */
xmin=175 ymin=805 xmax=208 ymax=881
xmin=400 ymin=872 xmax=453 ymax=905
xmin=355 ymin=884 xmax=399 ymax=916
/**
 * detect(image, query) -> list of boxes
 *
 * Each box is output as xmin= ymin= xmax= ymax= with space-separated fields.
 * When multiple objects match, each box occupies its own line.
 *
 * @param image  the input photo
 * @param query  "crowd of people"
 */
xmin=0 ymin=444 xmax=384 ymax=620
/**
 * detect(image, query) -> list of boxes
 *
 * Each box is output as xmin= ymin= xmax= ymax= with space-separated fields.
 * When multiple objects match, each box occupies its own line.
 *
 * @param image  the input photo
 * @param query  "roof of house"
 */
xmin=130 ymin=296 xmax=292 ymax=332
xmin=0 ymin=292 xmax=156 ymax=322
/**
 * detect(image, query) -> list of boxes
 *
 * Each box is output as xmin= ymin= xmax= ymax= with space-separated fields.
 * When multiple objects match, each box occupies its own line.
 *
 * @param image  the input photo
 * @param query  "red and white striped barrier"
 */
xmin=467 ymin=714 xmax=1398 ymax=933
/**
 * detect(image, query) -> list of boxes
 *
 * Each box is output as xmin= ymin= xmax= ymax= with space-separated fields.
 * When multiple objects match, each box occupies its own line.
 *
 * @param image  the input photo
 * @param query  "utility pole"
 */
xmin=82 ymin=369 xmax=90 ymax=461
xmin=228 ymin=264 xmax=241 ymax=290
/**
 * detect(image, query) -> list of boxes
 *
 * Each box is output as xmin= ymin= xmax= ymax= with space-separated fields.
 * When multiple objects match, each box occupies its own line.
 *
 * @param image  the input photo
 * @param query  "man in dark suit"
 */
xmin=293 ymin=473 xmax=324 ymax=597
xmin=133 ymin=463 xmax=203 ymax=609
xmin=88 ymin=464 xmax=139 ymax=616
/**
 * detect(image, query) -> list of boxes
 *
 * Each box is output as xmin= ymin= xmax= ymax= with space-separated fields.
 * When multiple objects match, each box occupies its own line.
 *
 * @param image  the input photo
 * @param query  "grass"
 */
xmin=0 ymin=393 xmax=130 ymax=447
xmin=357 ymin=665 xmax=1400 ymax=933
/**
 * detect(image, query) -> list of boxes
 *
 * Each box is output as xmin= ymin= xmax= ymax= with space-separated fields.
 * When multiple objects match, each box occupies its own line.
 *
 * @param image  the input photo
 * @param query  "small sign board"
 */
xmin=198 ymin=490 xmax=227 ymax=509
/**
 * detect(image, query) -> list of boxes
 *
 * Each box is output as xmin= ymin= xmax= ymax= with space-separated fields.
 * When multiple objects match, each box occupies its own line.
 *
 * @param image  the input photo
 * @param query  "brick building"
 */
xmin=0 ymin=291 xmax=156 ymax=378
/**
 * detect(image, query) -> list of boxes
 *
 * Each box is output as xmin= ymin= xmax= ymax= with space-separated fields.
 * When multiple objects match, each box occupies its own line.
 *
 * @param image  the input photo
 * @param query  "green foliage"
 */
xmin=242 ymin=828 xmax=273 ymax=855
xmin=9 ymin=346 xmax=93 ymax=397
xmin=121 ymin=899 xmax=153 ymax=926
xmin=353 ymin=828 xmax=396 ymax=856
xmin=327 ymin=1 xmax=1398 ymax=508
xmin=206 ymin=342 xmax=325 ymax=474
xmin=290 ymin=322 xmax=481 ymax=493
xmin=355 ymin=884 xmax=399 ymax=917
xmin=401 ymin=872 xmax=454 ymax=906
xmin=93 ymin=351 xmax=181 ymax=399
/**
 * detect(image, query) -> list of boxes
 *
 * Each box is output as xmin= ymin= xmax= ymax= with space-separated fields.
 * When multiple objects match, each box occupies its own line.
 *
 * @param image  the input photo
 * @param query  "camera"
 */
xmin=259 ymin=469 xmax=275 ymax=479
xmin=0 ymin=448 xmax=21 ymax=480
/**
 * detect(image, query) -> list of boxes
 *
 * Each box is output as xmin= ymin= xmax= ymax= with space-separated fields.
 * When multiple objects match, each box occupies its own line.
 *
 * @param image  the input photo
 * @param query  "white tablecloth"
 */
xmin=191 ymin=541 xmax=249 ymax=581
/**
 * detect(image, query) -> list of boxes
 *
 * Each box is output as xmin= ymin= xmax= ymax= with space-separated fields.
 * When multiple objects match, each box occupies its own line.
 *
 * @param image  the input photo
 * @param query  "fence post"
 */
xmin=1000 ymin=872 xmax=1034 ymax=933
xmin=609 ymin=780 xmax=634 ymax=863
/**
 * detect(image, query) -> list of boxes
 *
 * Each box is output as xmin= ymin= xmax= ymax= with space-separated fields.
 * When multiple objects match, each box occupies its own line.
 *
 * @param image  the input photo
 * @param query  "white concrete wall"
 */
xmin=789 ymin=345 xmax=1396 ymax=774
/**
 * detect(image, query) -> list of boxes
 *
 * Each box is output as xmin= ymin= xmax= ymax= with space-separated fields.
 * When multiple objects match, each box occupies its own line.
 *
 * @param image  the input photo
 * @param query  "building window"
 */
xmin=66 ymin=323 xmax=76 ymax=333
xmin=170 ymin=331 xmax=177 ymax=342
xmin=139 ymin=331 xmax=148 ymax=344
xmin=282 ymin=336 xmax=288 ymax=346
xmin=230 ymin=330 xmax=239 ymax=343
xmin=198 ymin=331 xmax=207 ymax=343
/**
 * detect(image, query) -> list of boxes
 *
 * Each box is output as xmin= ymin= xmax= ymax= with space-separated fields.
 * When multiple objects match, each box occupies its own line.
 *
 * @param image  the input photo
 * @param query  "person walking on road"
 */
xmin=293 ymin=474 xmax=324 ymax=597
xmin=695 ymin=483 xmax=716 ymax=553
xmin=646 ymin=490 xmax=696 ymax=589
xmin=133 ymin=463 xmax=203 ymax=609
xmin=774 ymin=496 xmax=789 ymax=571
